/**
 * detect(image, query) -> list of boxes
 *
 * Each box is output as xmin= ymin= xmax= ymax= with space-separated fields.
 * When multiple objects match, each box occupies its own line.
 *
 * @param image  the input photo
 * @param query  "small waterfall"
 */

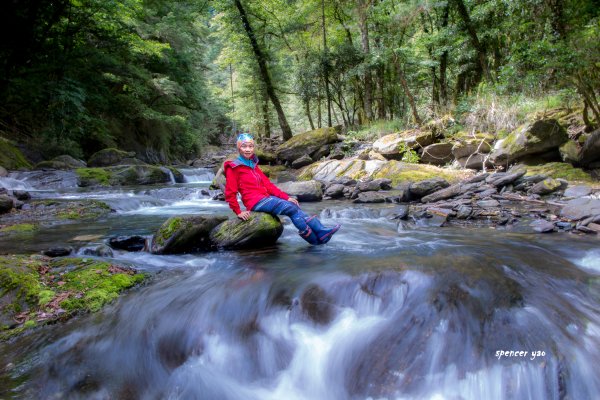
xmin=180 ymin=168 xmax=215 ymax=184
xmin=160 ymin=167 xmax=177 ymax=184
xmin=0 ymin=176 xmax=34 ymax=190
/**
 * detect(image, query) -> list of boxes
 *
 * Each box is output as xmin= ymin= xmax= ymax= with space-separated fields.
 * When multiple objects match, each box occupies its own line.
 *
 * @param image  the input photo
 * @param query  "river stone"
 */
xmin=563 ymin=185 xmax=592 ymax=198
xmin=560 ymin=198 xmax=600 ymax=221
xmin=277 ymin=180 xmax=323 ymax=202
xmin=580 ymin=128 xmax=600 ymax=166
xmin=108 ymin=235 xmax=147 ymax=252
xmin=152 ymin=215 xmax=228 ymax=254
xmin=311 ymin=144 xmax=332 ymax=161
xmin=12 ymin=190 xmax=31 ymax=201
xmin=530 ymin=178 xmax=566 ymax=195
xmin=456 ymin=154 xmax=493 ymax=170
xmin=35 ymin=155 xmax=87 ymax=170
xmin=82 ymin=245 xmax=114 ymax=258
xmin=291 ymin=155 xmax=313 ymax=169
xmin=485 ymin=169 xmax=527 ymax=187
xmin=323 ymin=183 xmax=345 ymax=199
xmin=43 ymin=247 xmax=73 ymax=257
xmin=111 ymin=165 xmax=172 ymax=185
xmin=0 ymin=166 xmax=8 ymax=177
xmin=420 ymin=183 xmax=467 ymax=203
xmin=530 ymin=219 xmax=556 ymax=233
xmin=381 ymin=205 xmax=409 ymax=220
xmin=88 ymin=148 xmax=137 ymax=167
xmin=489 ymin=119 xmax=568 ymax=165
xmin=353 ymin=190 xmax=407 ymax=204
xmin=356 ymin=178 xmax=392 ymax=192
xmin=455 ymin=205 xmax=473 ymax=219
xmin=420 ymin=143 xmax=454 ymax=166
xmin=0 ymin=195 xmax=13 ymax=214
xmin=409 ymin=178 xmax=450 ymax=199
xmin=476 ymin=199 xmax=500 ymax=208
xmin=275 ymin=127 xmax=339 ymax=163
xmin=372 ymin=130 xmax=436 ymax=159
xmin=209 ymin=213 xmax=283 ymax=249
xmin=451 ymin=139 xmax=492 ymax=159
xmin=300 ymin=284 xmax=333 ymax=325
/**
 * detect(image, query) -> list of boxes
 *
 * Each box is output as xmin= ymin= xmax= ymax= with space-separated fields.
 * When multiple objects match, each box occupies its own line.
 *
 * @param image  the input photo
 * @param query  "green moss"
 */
xmin=0 ymin=255 xmax=146 ymax=340
xmin=373 ymin=161 xmax=472 ymax=186
xmin=525 ymin=162 xmax=594 ymax=183
xmin=156 ymin=217 xmax=185 ymax=246
xmin=0 ymin=138 xmax=31 ymax=170
xmin=76 ymin=167 xmax=112 ymax=186
xmin=260 ymin=165 xmax=287 ymax=178
xmin=0 ymin=223 xmax=37 ymax=234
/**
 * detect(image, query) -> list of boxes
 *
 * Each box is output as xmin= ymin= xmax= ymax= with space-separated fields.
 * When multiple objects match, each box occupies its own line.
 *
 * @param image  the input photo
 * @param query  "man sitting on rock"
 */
xmin=224 ymin=133 xmax=340 ymax=245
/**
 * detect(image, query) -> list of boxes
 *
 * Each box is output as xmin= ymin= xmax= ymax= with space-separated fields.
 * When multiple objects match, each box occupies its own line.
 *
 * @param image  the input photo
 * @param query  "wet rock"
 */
xmin=12 ymin=190 xmax=31 ymax=201
xmin=81 ymin=245 xmax=114 ymax=258
xmin=486 ymin=169 xmax=527 ymax=187
xmin=291 ymin=155 xmax=313 ymax=169
xmin=560 ymin=198 xmax=600 ymax=221
xmin=152 ymin=215 xmax=228 ymax=254
xmin=381 ymin=205 xmax=409 ymax=220
xmin=451 ymin=139 xmax=492 ymax=159
xmin=455 ymin=153 xmax=493 ymax=170
xmin=110 ymin=165 xmax=171 ymax=186
xmin=420 ymin=142 xmax=454 ymax=165
xmin=166 ymin=167 xmax=185 ymax=183
xmin=530 ymin=219 xmax=555 ymax=233
xmin=455 ymin=205 xmax=473 ymax=219
xmin=356 ymin=178 xmax=392 ymax=192
xmin=489 ymin=119 xmax=568 ymax=165
xmin=476 ymin=199 xmax=500 ymax=208
xmin=323 ymin=183 xmax=345 ymax=199
xmin=354 ymin=190 xmax=407 ymax=204
xmin=563 ymin=185 xmax=592 ymax=198
xmin=277 ymin=180 xmax=323 ymax=202
xmin=530 ymin=178 xmax=567 ymax=195
xmin=108 ymin=236 xmax=147 ymax=252
xmin=585 ymin=223 xmax=600 ymax=233
xmin=300 ymin=284 xmax=333 ymax=325
xmin=88 ymin=148 xmax=138 ymax=167
xmin=0 ymin=166 xmax=8 ymax=177
xmin=209 ymin=213 xmax=283 ymax=250
xmin=409 ymin=178 xmax=450 ymax=199
xmin=0 ymin=195 xmax=14 ymax=214
xmin=421 ymin=183 xmax=478 ymax=203
xmin=43 ymin=247 xmax=73 ymax=257
xmin=275 ymin=127 xmax=340 ymax=163
xmin=579 ymin=128 xmax=600 ymax=166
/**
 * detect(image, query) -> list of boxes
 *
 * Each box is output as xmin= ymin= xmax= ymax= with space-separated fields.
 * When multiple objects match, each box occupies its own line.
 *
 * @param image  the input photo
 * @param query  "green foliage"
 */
xmin=398 ymin=142 xmax=420 ymax=164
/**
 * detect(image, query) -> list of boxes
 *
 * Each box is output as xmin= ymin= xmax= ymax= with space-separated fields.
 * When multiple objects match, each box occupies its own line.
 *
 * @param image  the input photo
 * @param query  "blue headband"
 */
xmin=237 ymin=133 xmax=254 ymax=143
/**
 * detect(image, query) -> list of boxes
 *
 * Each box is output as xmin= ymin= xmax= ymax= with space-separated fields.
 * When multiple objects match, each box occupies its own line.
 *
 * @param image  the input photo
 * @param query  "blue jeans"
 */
xmin=252 ymin=196 xmax=309 ymax=232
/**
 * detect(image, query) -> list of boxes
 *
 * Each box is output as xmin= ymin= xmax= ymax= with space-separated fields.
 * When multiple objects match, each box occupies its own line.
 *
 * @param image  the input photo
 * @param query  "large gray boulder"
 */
xmin=372 ymin=130 xmax=436 ymax=160
xmin=35 ymin=155 xmax=87 ymax=170
xmin=0 ymin=195 xmax=13 ymax=214
xmin=278 ymin=180 xmax=323 ymax=202
xmin=275 ymin=127 xmax=340 ymax=163
xmin=560 ymin=198 xmax=600 ymax=221
xmin=420 ymin=143 xmax=454 ymax=166
xmin=209 ymin=213 xmax=283 ymax=249
xmin=451 ymin=139 xmax=492 ymax=159
xmin=455 ymin=154 xmax=493 ymax=170
xmin=151 ymin=215 xmax=228 ymax=254
xmin=88 ymin=148 xmax=139 ymax=167
xmin=580 ymin=129 xmax=600 ymax=166
xmin=489 ymin=119 xmax=568 ymax=165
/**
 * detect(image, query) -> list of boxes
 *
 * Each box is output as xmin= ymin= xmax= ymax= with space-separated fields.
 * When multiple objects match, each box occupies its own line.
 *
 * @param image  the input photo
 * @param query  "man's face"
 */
xmin=238 ymin=141 xmax=255 ymax=159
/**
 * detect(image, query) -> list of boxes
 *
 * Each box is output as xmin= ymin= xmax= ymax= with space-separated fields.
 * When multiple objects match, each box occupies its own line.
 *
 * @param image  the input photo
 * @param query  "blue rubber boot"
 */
xmin=306 ymin=215 xmax=341 ymax=245
xmin=298 ymin=225 xmax=320 ymax=245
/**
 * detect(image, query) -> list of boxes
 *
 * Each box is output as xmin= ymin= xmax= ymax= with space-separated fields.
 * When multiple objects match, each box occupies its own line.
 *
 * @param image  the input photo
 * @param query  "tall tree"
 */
xmin=232 ymin=0 xmax=293 ymax=140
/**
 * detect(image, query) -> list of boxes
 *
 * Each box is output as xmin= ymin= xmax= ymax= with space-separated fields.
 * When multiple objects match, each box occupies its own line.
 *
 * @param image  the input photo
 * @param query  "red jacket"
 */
xmin=224 ymin=158 xmax=289 ymax=215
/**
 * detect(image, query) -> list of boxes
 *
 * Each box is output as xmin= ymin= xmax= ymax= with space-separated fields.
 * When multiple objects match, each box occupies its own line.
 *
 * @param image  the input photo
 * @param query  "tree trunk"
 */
xmin=262 ymin=89 xmax=271 ymax=139
xmin=452 ymin=0 xmax=493 ymax=82
xmin=322 ymin=0 xmax=332 ymax=127
xmin=395 ymin=58 xmax=422 ymax=125
xmin=233 ymin=0 xmax=293 ymax=140
xmin=439 ymin=3 xmax=449 ymax=106
xmin=357 ymin=0 xmax=373 ymax=121
xmin=305 ymin=98 xmax=315 ymax=130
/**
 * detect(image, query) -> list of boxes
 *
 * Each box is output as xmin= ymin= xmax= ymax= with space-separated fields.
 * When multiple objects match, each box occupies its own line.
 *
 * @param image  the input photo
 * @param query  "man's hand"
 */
xmin=237 ymin=211 xmax=251 ymax=220
xmin=287 ymin=197 xmax=300 ymax=207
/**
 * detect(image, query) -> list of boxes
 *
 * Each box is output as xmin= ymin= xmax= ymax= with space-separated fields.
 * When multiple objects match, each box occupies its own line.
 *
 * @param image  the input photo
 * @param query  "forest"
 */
xmin=1 ymin=0 xmax=598 ymax=163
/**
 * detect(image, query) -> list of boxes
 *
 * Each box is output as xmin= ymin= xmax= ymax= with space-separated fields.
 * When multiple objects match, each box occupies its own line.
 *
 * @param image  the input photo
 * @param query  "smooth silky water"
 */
xmin=1 ymin=170 xmax=599 ymax=399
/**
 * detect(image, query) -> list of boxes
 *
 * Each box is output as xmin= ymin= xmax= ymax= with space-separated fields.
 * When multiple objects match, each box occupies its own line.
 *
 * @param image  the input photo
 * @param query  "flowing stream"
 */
xmin=1 ymin=169 xmax=600 ymax=399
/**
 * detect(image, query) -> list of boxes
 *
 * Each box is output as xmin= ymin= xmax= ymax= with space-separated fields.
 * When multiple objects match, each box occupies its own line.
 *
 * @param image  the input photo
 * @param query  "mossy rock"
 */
xmin=0 ymin=255 xmax=145 ymax=340
xmin=76 ymin=167 xmax=113 ymax=186
xmin=372 ymin=130 xmax=436 ymax=159
xmin=524 ymin=162 xmax=594 ymax=183
xmin=88 ymin=148 xmax=136 ymax=167
xmin=372 ymin=160 xmax=473 ymax=186
xmin=35 ymin=155 xmax=86 ymax=170
xmin=489 ymin=119 xmax=568 ymax=166
xmin=0 ymin=223 xmax=37 ymax=235
xmin=0 ymin=195 xmax=13 ymax=214
xmin=299 ymin=159 xmax=375 ymax=182
xmin=0 ymin=138 xmax=31 ymax=170
xmin=255 ymin=148 xmax=277 ymax=164
xmin=166 ymin=166 xmax=185 ymax=183
xmin=275 ymin=127 xmax=340 ymax=163
xmin=260 ymin=165 xmax=288 ymax=179
xmin=559 ymin=140 xmax=581 ymax=165
xmin=209 ymin=213 xmax=283 ymax=249
xmin=77 ymin=166 xmax=171 ymax=186
xmin=151 ymin=215 xmax=228 ymax=254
